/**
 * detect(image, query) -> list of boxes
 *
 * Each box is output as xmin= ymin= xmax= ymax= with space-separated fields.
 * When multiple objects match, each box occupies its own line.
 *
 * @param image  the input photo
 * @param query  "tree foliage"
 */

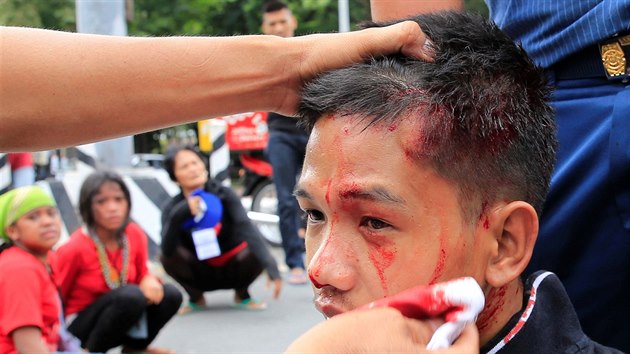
xmin=127 ymin=0 xmax=371 ymax=37
xmin=0 ymin=0 xmax=75 ymax=30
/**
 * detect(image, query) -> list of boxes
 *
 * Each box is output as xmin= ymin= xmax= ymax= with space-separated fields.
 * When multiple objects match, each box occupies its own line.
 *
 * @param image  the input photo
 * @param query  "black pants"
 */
xmin=160 ymin=245 xmax=263 ymax=302
xmin=68 ymin=284 xmax=182 ymax=352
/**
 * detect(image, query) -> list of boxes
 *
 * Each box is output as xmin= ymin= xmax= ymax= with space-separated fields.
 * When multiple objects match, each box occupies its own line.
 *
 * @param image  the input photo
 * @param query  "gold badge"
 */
xmin=600 ymin=41 xmax=626 ymax=77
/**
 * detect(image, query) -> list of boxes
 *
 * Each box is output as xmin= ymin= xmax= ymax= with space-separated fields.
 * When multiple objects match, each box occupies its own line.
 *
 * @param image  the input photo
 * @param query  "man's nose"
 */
xmin=307 ymin=225 xmax=356 ymax=291
xmin=272 ymin=24 xmax=284 ymax=32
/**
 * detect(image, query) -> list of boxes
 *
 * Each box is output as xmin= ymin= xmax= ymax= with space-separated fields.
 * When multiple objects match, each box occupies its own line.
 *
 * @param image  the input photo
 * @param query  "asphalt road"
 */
xmin=147 ymin=248 xmax=323 ymax=354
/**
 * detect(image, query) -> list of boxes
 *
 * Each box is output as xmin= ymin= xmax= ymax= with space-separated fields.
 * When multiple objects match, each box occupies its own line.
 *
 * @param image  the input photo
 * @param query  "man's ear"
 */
xmin=291 ymin=15 xmax=298 ymax=30
xmin=485 ymin=201 xmax=538 ymax=288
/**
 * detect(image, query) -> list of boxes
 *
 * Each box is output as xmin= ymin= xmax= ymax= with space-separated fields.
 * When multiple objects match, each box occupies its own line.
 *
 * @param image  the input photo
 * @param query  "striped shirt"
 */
xmin=486 ymin=0 xmax=630 ymax=68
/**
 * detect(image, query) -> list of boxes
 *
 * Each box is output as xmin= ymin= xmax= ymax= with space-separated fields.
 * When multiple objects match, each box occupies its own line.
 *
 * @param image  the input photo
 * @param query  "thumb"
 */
xmin=363 ymin=21 xmax=433 ymax=62
xmin=437 ymin=323 xmax=479 ymax=354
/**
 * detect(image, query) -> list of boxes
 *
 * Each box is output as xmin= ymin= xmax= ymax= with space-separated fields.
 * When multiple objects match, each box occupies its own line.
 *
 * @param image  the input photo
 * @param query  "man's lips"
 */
xmin=313 ymin=291 xmax=347 ymax=318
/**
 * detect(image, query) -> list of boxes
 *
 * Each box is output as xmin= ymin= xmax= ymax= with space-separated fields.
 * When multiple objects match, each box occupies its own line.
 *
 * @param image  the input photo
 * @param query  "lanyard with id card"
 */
xmin=192 ymin=227 xmax=221 ymax=260
xmin=188 ymin=189 xmax=224 ymax=261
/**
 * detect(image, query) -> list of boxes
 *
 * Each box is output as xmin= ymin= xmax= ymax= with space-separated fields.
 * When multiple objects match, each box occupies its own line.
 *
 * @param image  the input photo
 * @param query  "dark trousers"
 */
xmin=160 ymin=245 xmax=263 ymax=302
xmin=68 ymin=284 xmax=182 ymax=352
xmin=264 ymin=130 xmax=308 ymax=270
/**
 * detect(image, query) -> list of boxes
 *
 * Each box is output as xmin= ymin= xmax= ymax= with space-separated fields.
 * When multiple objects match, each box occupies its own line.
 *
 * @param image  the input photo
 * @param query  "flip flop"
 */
xmin=233 ymin=298 xmax=267 ymax=311
xmin=178 ymin=300 xmax=204 ymax=315
xmin=287 ymin=270 xmax=308 ymax=285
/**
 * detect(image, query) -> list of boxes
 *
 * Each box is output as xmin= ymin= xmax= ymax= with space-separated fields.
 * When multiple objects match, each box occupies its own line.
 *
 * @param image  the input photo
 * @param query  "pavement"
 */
xmin=146 ymin=247 xmax=323 ymax=354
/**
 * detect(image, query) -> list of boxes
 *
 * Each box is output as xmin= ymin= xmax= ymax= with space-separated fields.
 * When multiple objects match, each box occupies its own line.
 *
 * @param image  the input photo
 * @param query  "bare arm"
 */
xmin=12 ymin=326 xmax=50 ymax=354
xmin=371 ymin=0 xmax=464 ymax=21
xmin=0 ymin=22 xmax=428 ymax=151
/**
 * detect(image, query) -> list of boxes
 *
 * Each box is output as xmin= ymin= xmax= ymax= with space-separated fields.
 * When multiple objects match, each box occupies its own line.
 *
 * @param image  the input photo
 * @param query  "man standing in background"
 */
xmin=8 ymin=153 xmax=35 ymax=188
xmin=261 ymin=0 xmax=309 ymax=285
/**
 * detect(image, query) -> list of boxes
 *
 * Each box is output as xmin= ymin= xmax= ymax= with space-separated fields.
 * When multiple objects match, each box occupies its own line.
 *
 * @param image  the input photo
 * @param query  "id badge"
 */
xmin=192 ymin=228 xmax=222 ymax=260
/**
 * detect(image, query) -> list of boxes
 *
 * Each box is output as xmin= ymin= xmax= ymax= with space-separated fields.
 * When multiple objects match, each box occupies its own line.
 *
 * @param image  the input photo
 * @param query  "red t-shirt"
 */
xmin=0 ymin=247 xmax=60 ymax=354
xmin=56 ymin=223 xmax=150 ymax=315
xmin=7 ymin=153 xmax=33 ymax=171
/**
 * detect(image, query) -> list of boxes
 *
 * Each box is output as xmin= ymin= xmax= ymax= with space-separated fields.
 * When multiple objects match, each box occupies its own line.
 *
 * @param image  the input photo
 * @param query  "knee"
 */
xmin=117 ymin=285 xmax=147 ymax=312
xmin=161 ymin=284 xmax=183 ymax=308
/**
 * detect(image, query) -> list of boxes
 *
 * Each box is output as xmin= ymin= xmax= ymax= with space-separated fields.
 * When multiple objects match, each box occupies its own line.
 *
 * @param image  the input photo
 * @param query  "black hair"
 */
xmin=0 ymin=242 xmax=12 ymax=254
xmin=298 ymin=11 xmax=557 ymax=220
xmin=79 ymin=170 xmax=131 ymax=229
xmin=164 ymin=145 xmax=208 ymax=183
xmin=262 ymin=0 xmax=289 ymax=13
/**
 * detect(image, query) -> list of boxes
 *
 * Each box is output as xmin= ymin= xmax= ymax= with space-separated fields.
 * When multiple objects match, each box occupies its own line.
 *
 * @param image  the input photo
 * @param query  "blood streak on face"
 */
xmin=483 ymin=217 xmax=490 ymax=230
xmin=366 ymin=236 xmax=396 ymax=296
xmin=479 ymin=201 xmax=490 ymax=230
xmin=325 ymin=179 xmax=332 ymax=205
xmin=308 ymin=212 xmax=339 ymax=288
xmin=428 ymin=227 xmax=448 ymax=285
xmin=336 ymin=184 xmax=397 ymax=295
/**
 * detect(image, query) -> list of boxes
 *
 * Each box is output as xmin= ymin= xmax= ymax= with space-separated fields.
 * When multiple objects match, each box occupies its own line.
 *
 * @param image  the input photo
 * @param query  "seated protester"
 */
xmin=290 ymin=11 xmax=624 ymax=353
xmin=0 ymin=186 xmax=80 ymax=353
xmin=56 ymin=171 xmax=182 ymax=354
xmin=160 ymin=146 xmax=282 ymax=313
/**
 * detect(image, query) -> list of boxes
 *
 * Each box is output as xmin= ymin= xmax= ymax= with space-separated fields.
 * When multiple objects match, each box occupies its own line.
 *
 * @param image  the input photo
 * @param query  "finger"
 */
xmin=274 ymin=279 xmax=283 ymax=299
xmin=403 ymin=317 xmax=443 ymax=346
xmin=362 ymin=21 xmax=433 ymax=62
xmin=298 ymin=21 xmax=431 ymax=82
xmin=439 ymin=323 xmax=479 ymax=354
xmin=398 ymin=21 xmax=435 ymax=62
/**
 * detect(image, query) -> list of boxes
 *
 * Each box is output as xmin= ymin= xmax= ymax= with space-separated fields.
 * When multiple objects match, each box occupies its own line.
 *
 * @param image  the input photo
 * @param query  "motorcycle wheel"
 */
xmin=250 ymin=179 xmax=282 ymax=247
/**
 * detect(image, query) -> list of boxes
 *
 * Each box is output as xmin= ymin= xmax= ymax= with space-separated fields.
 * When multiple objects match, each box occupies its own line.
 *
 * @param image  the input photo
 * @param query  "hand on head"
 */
xmin=276 ymin=21 xmax=433 ymax=116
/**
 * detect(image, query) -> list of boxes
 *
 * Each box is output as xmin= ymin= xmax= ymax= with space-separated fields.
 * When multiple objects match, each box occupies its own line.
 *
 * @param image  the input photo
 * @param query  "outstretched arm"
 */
xmin=1 ymin=22 xmax=429 ymax=151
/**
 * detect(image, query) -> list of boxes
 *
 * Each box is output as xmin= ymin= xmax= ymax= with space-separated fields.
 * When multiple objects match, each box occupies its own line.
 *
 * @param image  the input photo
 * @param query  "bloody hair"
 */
xmin=298 ymin=11 xmax=556 ymax=220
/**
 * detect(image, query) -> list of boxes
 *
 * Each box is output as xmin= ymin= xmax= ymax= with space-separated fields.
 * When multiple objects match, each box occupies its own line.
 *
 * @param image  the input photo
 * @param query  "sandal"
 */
xmin=178 ymin=300 xmax=204 ymax=315
xmin=287 ymin=268 xmax=308 ymax=285
xmin=233 ymin=298 xmax=267 ymax=311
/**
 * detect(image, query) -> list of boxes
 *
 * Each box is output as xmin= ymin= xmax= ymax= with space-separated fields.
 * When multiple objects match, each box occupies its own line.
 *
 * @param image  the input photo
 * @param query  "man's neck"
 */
xmin=476 ymin=279 xmax=524 ymax=346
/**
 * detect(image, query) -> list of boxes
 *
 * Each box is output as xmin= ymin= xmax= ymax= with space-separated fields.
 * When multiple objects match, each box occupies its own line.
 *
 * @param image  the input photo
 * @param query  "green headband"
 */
xmin=0 ymin=186 xmax=57 ymax=240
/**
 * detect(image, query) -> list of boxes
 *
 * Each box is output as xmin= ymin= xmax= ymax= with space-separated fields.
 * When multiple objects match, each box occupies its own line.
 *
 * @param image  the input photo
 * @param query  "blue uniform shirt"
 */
xmin=486 ymin=0 xmax=630 ymax=68
xmin=485 ymin=1 xmax=630 ymax=351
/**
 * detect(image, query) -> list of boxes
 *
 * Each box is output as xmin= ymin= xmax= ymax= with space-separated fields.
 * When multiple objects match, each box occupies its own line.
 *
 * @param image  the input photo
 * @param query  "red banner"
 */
xmin=221 ymin=112 xmax=269 ymax=151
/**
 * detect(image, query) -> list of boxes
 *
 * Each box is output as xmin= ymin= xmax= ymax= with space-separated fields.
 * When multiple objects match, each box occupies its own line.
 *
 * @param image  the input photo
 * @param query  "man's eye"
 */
xmin=304 ymin=209 xmax=324 ymax=223
xmin=360 ymin=217 xmax=390 ymax=230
